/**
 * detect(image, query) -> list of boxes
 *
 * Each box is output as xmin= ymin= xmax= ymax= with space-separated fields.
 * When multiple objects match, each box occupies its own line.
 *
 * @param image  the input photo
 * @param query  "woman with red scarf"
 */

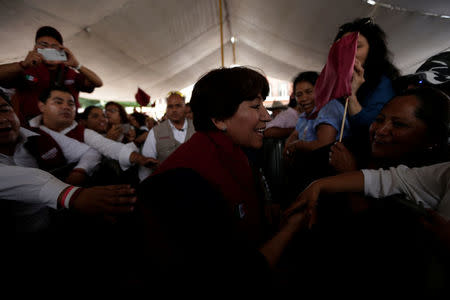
xmin=132 ymin=67 xmax=309 ymax=295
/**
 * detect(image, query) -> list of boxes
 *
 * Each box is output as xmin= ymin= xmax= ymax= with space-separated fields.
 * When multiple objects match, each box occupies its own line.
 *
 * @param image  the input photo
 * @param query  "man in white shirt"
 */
xmin=0 ymin=91 xmax=136 ymax=233
xmin=29 ymin=87 xmax=158 ymax=184
xmin=139 ymin=91 xmax=195 ymax=181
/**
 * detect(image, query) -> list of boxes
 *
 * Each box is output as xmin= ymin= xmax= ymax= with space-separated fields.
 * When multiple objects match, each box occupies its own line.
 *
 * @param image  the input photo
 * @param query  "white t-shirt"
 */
xmin=363 ymin=162 xmax=450 ymax=219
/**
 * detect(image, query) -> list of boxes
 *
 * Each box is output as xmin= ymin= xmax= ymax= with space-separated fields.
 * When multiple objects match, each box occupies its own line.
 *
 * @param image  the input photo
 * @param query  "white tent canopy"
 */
xmin=1 ymin=0 xmax=450 ymax=103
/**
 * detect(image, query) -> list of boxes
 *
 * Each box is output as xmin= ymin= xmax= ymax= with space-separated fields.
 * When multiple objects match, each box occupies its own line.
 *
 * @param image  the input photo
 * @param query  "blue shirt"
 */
xmin=296 ymin=99 xmax=351 ymax=141
xmin=349 ymin=75 xmax=395 ymax=127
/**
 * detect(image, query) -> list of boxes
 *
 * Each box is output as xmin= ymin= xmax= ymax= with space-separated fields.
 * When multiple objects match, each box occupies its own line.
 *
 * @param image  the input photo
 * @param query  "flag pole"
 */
xmin=338 ymin=97 xmax=349 ymax=142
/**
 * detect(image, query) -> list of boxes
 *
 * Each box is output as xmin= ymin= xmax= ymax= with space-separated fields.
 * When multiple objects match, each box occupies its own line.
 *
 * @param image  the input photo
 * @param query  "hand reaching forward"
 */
xmin=130 ymin=152 xmax=159 ymax=168
xmin=282 ymin=182 xmax=321 ymax=229
xmin=70 ymin=184 xmax=136 ymax=222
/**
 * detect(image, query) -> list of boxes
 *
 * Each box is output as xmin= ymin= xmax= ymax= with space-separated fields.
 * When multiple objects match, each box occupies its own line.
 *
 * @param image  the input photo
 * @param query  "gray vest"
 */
xmin=154 ymin=119 xmax=195 ymax=162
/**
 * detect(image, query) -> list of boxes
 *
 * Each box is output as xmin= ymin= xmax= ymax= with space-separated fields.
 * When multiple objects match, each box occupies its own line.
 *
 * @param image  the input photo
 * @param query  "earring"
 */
xmin=221 ymin=126 xmax=227 ymax=132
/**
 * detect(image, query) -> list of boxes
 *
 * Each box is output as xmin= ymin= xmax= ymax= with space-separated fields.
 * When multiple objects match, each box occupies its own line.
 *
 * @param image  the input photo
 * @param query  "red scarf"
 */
xmin=154 ymin=131 xmax=264 ymax=243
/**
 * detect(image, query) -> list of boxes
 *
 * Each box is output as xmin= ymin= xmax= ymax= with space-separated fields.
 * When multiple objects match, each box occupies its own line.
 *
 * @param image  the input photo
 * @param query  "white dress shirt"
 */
xmin=1 ymin=127 xmax=91 ymax=170
xmin=29 ymin=115 xmax=100 ymax=174
xmin=0 ymin=128 xmax=73 ymax=232
xmin=30 ymin=115 xmax=138 ymax=171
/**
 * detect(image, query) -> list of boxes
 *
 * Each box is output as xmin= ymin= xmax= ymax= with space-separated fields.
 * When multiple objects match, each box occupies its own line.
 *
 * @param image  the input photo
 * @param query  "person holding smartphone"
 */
xmin=0 ymin=26 xmax=103 ymax=124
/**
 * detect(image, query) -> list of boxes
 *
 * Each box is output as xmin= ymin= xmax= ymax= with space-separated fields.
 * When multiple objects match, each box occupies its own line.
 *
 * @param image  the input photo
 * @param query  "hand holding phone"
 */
xmin=22 ymin=50 xmax=44 ymax=68
xmin=37 ymin=48 xmax=67 ymax=62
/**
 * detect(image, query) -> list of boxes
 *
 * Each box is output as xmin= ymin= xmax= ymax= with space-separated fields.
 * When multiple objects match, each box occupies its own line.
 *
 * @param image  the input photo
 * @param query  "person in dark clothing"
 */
xmin=130 ymin=67 xmax=310 ymax=295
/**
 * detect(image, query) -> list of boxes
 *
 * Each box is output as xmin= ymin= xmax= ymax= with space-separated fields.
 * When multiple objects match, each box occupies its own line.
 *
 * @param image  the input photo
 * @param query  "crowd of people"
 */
xmin=1 ymin=19 xmax=450 ymax=295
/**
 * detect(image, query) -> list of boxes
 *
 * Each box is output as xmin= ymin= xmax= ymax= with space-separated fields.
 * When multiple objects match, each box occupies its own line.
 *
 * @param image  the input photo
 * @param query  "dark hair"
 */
xmin=38 ymin=86 xmax=74 ymax=103
xmin=292 ymin=71 xmax=319 ymax=92
xmin=79 ymin=105 xmax=103 ymax=120
xmin=35 ymin=26 xmax=63 ymax=45
xmin=105 ymin=101 xmax=129 ymax=124
xmin=334 ymin=18 xmax=399 ymax=100
xmin=190 ymin=67 xmax=269 ymax=131
xmin=397 ymin=87 xmax=449 ymax=159
xmin=131 ymin=112 xmax=147 ymax=127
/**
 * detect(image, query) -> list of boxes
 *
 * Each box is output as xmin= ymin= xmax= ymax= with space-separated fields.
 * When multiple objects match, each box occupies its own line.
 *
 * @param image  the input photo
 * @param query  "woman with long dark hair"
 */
xmin=335 ymin=17 xmax=400 ymax=129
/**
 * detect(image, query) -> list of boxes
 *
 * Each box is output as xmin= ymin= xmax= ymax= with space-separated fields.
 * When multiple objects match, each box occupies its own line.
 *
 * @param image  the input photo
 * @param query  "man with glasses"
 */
xmin=139 ymin=91 xmax=195 ymax=181
xmin=0 ymin=26 xmax=103 ymax=124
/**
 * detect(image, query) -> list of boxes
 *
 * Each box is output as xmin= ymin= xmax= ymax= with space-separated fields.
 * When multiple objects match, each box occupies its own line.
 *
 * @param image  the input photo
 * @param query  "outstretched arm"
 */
xmin=283 ymin=171 xmax=364 ymax=226
xmin=0 ymin=164 xmax=136 ymax=222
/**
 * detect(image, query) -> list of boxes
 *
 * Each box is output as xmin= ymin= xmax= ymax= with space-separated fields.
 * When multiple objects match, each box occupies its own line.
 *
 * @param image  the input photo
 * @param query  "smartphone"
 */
xmin=37 ymin=48 xmax=67 ymax=61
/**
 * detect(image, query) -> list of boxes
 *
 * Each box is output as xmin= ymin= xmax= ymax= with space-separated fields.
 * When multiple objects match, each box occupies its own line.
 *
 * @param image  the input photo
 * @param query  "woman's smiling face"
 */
xmin=369 ymin=95 xmax=429 ymax=160
xmin=220 ymin=95 xmax=271 ymax=149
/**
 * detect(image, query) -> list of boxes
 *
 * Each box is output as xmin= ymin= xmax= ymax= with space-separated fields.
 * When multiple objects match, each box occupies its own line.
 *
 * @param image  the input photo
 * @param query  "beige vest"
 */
xmin=154 ymin=119 xmax=195 ymax=162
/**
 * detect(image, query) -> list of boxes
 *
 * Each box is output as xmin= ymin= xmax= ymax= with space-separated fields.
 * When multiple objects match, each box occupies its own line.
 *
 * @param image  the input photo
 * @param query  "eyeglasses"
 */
xmin=36 ymin=41 xmax=62 ymax=50
xmin=105 ymin=108 xmax=119 ymax=114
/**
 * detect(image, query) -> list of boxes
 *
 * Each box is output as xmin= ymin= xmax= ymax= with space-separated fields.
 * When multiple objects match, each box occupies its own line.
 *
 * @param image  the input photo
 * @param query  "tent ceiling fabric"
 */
xmin=1 ymin=0 xmax=450 ymax=102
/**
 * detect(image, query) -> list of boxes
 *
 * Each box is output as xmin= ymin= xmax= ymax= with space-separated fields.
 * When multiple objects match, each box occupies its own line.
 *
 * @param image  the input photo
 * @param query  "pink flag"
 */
xmin=308 ymin=32 xmax=358 ymax=119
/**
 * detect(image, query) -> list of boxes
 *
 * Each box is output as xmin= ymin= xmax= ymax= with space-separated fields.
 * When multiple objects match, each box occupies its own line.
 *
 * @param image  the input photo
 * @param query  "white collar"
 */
xmin=19 ymin=127 xmax=40 ymax=139
xmin=168 ymin=119 xmax=187 ymax=131
xmin=28 ymin=115 xmax=42 ymax=128
xmin=28 ymin=114 xmax=77 ymax=135
xmin=0 ymin=127 xmax=39 ymax=159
